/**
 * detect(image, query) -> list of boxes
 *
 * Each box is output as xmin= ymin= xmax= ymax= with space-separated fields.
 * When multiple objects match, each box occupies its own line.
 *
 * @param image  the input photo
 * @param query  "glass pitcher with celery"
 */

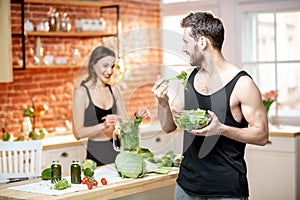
xmin=113 ymin=117 xmax=142 ymax=152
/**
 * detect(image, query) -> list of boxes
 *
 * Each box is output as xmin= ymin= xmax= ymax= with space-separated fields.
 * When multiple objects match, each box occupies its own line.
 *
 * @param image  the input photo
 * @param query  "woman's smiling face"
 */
xmin=93 ymin=55 xmax=116 ymax=83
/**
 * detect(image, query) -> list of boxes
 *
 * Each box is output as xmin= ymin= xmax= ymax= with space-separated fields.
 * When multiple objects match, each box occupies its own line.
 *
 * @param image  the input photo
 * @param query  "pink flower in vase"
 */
xmin=262 ymin=90 xmax=278 ymax=113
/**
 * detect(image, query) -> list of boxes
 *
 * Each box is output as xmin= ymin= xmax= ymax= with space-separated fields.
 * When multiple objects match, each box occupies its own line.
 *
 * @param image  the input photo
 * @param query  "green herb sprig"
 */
xmin=50 ymin=178 xmax=71 ymax=190
xmin=165 ymin=71 xmax=188 ymax=87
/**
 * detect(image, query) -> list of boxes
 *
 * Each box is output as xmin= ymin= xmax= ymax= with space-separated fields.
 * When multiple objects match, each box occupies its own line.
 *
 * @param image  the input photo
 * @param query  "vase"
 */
xmin=22 ymin=116 xmax=32 ymax=138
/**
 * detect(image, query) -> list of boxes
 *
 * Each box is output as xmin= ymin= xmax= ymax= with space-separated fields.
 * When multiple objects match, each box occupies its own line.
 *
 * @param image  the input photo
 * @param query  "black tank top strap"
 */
xmin=80 ymin=81 xmax=92 ymax=102
xmin=107 ymin=84 xmax=117 ymax=114
xmin=107 ymin=84 xmax=116 ymax=102
xmin=225 ymin=70 xmax=252 ymax=96
xmin=189 ymin=68 xmax=198 ymax=84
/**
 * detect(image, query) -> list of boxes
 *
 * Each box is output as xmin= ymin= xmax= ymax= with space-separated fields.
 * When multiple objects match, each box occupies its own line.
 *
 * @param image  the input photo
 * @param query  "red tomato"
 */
xmin=101 ymin=178 xmax=107 ymax=185
xmin=81 ymin=177 xmax=87 ymax=184
xmin=87 ymin=183 xmax=93 ymax=190
xmin=93 ymin=180 xmax=98 ymax=186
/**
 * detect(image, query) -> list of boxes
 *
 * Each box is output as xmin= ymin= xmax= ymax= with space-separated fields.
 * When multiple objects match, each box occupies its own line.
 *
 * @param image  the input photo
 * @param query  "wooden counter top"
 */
xmin=42 ymin=133 xmax=86 ymax=150
xmin=269 ymin=125 xmax=300 ymax=137
xmin=0 ymin=166 xmax=178 ymax=200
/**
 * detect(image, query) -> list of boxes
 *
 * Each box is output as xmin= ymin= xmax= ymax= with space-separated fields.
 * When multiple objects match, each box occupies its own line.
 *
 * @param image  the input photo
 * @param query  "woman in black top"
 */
xmin=72 ymin=46 xmax=149 ymax=166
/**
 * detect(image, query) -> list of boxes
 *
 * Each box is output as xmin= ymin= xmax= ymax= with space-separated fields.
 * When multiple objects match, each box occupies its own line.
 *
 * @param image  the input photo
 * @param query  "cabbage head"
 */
xmin=82 ymin=159 xmax=97 ymax=170
xmin=115 ymin=151 xmax=146 ymax=178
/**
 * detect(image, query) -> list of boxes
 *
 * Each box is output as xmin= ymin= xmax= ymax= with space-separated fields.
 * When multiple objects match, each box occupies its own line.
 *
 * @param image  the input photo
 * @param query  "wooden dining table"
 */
xmin=0 ymin=165 xmax=179 ymax=200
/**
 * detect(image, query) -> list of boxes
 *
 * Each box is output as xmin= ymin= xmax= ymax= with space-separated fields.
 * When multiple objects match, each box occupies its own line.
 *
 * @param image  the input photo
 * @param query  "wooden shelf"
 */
xmin=24 ymin=0 xmax=117 ymax=7
xmin=12 ymin=0 xmax=120 ymax=70
xmin=13 ymin=64 xmax=81 ymax=69
xmin=23 ymin=31 xmax=116 ymax=37
xmin=27 ymin=64 xmax=81 ymax=68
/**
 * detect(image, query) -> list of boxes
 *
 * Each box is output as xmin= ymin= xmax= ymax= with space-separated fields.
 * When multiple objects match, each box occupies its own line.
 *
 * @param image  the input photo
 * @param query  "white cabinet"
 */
xmin=42 ymin=141 xmax=87 ymax=174
xmin=245 ymin=135 xmax=300 ymax=200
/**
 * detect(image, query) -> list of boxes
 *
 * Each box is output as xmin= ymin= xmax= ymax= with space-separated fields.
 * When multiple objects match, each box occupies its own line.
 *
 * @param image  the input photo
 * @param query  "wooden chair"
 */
xmin=0 ymin=140 xmax=42 ymax=184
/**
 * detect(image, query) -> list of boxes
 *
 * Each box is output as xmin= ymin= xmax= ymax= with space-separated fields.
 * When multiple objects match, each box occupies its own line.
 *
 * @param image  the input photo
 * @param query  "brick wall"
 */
xmin=0 ymin=0 xmax=161 ymax=138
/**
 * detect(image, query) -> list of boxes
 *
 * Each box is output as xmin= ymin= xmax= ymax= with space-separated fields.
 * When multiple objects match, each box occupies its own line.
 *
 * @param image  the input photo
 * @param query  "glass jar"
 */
xmin=51 ymin=161 xmax=61 ymax=183
xmin=70 ymin=161 xmax=81 ymax=184
xmin=48 ymin=7 xmax=57 ymax=32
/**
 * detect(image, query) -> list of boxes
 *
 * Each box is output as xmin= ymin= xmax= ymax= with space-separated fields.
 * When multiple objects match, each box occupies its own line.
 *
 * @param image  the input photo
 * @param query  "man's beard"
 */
xmin=190 ymin=45 xmax=203 ymax=68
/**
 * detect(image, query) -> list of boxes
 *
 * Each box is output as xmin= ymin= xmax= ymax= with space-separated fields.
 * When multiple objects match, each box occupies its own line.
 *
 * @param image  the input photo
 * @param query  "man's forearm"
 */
xmin=157 ymin=101 xmax=177 ymax=133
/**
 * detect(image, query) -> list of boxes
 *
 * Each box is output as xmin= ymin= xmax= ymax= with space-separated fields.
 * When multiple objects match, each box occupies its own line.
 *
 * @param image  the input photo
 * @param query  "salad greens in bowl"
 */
xmin=172 ymin=108 xmax=212 ymax=131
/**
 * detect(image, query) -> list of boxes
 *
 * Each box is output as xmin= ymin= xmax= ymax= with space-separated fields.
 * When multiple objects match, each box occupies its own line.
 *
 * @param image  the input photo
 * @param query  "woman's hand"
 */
xmin=135 ymin=108 xmax=150 ymax=119
xmin=102 ymin=114 xmax=120 ymax=129
xmin=101 ymin=114 xmax=120 ymax=139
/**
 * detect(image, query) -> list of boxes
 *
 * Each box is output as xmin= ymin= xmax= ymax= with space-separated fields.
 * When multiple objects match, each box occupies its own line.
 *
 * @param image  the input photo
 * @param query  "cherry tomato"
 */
xmin=81 ymin=177 xmax=87 ymax=184
xmin=93 ymin=180 xmax=98 ymax=186
xmin=101 ymin=177 xmax=107 ymax=185
xmin=87 ymin=183 xmax=93 ymax=190
xmin=87 ymin=177 xmax=93 ymax=183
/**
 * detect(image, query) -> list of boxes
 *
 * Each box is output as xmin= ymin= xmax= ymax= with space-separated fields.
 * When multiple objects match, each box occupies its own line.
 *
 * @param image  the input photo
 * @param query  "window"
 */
xmin=161 ymin=0 xmax=300 ymax=124
xmin=242 ymin=10 xmax=300 ymax=121
xmin=161 ymin=1 xmax=218 ymax=107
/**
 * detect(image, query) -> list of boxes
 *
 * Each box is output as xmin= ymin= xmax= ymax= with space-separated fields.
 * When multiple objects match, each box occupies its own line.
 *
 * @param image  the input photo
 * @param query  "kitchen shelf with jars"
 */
xmin=11 ymin=0 xmax=120 ymax=70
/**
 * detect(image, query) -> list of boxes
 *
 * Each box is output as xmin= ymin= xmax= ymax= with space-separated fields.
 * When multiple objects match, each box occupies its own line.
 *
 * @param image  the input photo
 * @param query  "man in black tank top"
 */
xmin=152 ymin=12 xmax=268 ymax=200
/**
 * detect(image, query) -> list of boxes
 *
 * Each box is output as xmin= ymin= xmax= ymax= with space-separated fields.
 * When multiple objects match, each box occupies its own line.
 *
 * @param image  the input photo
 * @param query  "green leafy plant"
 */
xmin=2 ymin=127 xmax=12 ymax=141
xmin=165 ymin=71 xmax=188 ymax=87
xmin=50 ymin=178 xmax=71 ymax=190
xmin=137 ymin=148 xmax=183 ymax=174
xmin=24 ymin=108 xmax=34 ymax=117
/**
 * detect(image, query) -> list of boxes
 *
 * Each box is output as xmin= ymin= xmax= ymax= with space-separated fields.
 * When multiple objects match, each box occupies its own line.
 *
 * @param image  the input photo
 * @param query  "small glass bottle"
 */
xmin=48 ymin=7 xmax=57 ymax=32
xmin=51 ymin=161 xmax=61 ymax=183
xmin=71 ymin=48 xmax=80 ymax=65
xmin=60 ymin=12 xmax=68 ymax=32
xmin=70 ymin=161 xmax=81 ymax=184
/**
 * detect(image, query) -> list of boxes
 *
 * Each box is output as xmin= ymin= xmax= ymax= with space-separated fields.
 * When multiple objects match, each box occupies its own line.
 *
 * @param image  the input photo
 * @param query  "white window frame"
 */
xmin=236 ymin=0 xmax=300 ymax=125
xmin=161 ymin=0 xmax=300 ymax=125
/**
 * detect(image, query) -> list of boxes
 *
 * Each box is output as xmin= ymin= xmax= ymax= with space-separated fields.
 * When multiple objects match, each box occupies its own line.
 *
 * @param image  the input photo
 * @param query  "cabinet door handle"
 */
xmin=155 ymin=137 xmax=161 ymax=142
xmin=61 ymin=152 xmax=68 ymax=157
